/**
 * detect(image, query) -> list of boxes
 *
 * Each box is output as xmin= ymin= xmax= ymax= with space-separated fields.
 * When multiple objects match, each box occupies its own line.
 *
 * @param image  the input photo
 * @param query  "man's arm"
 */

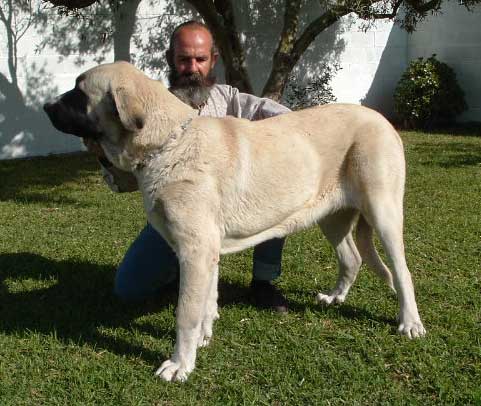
xmin=231 ymin=88 xmax=291 ymax=121
xmin=83 ymin=139 xmax=138 ymax=193
xmin=237 ymin=92 xmax=291 ymax=120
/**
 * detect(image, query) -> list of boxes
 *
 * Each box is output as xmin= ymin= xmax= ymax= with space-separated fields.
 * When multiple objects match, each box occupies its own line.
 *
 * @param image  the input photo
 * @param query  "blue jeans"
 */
xmin=115 ymin=223 xmax=285 ymax=301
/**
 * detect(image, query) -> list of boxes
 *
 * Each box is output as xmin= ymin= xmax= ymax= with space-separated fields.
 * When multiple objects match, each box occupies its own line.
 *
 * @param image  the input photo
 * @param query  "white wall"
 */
xmin=407 ymin=2 xmax=481 ymax=121
xmin=0 ymin=1 xmax=479 ymax=159
xmin=329 ymin=17 xmax=408 ymax=116
xmin=0 ymin=6 xmax=95 ymax=159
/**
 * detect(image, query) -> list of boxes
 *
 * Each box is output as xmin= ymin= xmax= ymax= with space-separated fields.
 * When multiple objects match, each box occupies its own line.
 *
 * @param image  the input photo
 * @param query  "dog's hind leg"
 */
xmin=363 ymin=197 xmax=425 ymax=338
xmin=356 ymin=214 xmax=395 ymax=292
xmin=316 ymin=209 xmax=362 ymax=305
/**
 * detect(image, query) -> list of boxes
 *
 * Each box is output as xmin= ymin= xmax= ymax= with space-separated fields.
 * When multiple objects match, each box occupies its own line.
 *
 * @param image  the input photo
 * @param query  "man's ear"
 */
xmin=111 ymin=85 xmax=145 ymax=132
xmin=166 ymin=49 xmax=174 ymax=70
xmin=211 ymin=51 xmax=219 ymax=69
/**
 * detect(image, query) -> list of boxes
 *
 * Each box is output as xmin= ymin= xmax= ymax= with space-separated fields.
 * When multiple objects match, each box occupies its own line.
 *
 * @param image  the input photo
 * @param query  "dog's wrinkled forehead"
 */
xmin=76 ymin=67 xmax=114 ymax=97
xmin=78 ymin=62 xmax=141 ymax=92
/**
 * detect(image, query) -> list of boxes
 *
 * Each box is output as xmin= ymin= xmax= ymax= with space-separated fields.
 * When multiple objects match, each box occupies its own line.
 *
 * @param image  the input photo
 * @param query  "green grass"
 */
xmin=1 ymin=130 xmax=480 ymax=405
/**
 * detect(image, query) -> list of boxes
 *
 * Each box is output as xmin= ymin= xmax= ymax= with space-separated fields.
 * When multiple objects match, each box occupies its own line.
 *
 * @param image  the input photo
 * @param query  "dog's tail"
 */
xmin=355 ymin=214 xmax=396 ymax=292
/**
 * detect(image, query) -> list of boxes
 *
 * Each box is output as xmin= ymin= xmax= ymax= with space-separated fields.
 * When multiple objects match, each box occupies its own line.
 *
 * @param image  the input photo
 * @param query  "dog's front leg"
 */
xmin=156 ymin=241 xmax=219 ymax=382
xmin=198 ymin=263 xmax=219 ymax=348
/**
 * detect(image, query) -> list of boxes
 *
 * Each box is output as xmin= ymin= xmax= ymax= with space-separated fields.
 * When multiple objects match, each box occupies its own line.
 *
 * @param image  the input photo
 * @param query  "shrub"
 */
xmin=394 ymin=55 xmax=467 ymax=129
xmin=283 ymin=64 xmax=339 ymax=110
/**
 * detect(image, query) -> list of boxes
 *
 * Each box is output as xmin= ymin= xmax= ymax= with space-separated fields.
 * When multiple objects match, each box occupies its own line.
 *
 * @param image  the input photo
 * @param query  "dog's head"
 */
xmin=44 ymin=61 xmax=195 ymax=171
xmin=43 ymin=61 xmax=149 ymax=142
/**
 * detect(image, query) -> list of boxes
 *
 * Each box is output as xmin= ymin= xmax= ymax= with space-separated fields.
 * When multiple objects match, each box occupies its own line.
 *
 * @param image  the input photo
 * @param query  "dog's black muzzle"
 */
xmin=43 ymin=88 xmax=102 ymax=139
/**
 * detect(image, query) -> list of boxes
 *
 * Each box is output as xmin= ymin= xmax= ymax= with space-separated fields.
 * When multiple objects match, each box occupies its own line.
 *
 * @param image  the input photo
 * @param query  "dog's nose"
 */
xmin=43 ymin=102 xmax=53 ymax=113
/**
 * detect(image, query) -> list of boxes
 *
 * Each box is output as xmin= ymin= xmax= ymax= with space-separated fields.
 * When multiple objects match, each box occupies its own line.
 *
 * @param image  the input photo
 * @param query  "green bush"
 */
xmin=394 ymin=55 xmax=467 ymax=129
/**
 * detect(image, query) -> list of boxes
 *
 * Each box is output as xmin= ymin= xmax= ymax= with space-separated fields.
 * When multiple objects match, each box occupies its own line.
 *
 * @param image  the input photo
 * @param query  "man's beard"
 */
xmin=168 ymin=70 xmax=216 ymax=109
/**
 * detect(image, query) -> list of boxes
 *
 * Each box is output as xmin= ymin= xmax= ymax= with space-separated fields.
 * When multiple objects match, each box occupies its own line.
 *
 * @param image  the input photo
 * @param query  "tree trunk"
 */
xmin=111 ymin=0 xmax=141 ymax=62
xmin=262 ymin=6 xmax=348 ymax=99
xmin=260 ymin=0 xmax=301 ymax=100
xmin=43 ymin=0 xmax=97 ymax=7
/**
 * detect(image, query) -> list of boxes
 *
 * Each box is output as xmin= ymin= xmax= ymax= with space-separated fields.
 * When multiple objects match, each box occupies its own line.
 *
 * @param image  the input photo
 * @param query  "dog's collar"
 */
xmin=133 ymin=117 xmax=194 ymax=171
xmin=196 ymin=102 xmax=206 ymax=113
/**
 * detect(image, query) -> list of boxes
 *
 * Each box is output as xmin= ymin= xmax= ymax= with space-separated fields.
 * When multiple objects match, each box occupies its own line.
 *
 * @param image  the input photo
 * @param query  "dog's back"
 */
xmin=182 ymin=104 xmax=404 ymax=255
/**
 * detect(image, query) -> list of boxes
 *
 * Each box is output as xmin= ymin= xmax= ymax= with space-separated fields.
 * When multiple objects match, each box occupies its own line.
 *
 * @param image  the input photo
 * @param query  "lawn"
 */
xmin=1 ymin=129 xmax=480 ymax=405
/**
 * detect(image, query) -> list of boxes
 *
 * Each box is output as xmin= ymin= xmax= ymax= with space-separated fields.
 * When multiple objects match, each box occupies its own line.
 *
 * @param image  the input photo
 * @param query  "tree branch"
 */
xmin=406 ymin=0 xmax=442 ymax=13
xmin=15 ymin=1 xmax=34 ymax=42
xmin=278 ymin=0 xmax=302 ymax=54
xmin=43 ymin=0 xmax=97 ymax=9
xmin=292 ymin=4 xmax=351 ymax=65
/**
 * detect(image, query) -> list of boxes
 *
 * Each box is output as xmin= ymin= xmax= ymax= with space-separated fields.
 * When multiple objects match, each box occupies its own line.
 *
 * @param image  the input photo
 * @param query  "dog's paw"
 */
xmin=197 ymin=311 xmax=219 ymax=348
xmin=398 ymin=320 xmax=426 ymax=339
xmin=197 ymin=321 xmax=213 ymax=348
xmin=155 ymin=359 xmax=192 ymax=382
xmin=197 ymin=332 xmax=212 ymax=348
xmin=316 ymin=291 xmax=346 ymax=305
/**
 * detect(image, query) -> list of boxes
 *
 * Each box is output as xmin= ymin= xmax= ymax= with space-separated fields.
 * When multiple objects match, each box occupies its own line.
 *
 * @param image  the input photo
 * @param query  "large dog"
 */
xmin=44 ymin=61 xmax=425 ymax=382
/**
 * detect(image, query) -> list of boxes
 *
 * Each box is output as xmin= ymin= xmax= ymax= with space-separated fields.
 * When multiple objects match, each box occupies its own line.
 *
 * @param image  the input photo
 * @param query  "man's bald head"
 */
xmin=167 ymin=21 xmax=218 ymax=73
xmin=167 ymin=21 xmax=219 ymax=108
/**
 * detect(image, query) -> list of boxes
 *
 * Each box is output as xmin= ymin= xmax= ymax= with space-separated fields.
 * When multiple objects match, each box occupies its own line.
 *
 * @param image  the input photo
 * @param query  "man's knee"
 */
xmin=114 ymin=270 xmax=151 ymax=301
xmin=114 ymin=223 xmax=179 ymax=301
xmin=114 ymin=262 xmax=179 ymax=302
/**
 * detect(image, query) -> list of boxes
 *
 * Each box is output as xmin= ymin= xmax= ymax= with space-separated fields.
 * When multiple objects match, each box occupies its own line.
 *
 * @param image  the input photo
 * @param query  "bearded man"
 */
xmin=84 ymin=20 xmax=290 ymax=312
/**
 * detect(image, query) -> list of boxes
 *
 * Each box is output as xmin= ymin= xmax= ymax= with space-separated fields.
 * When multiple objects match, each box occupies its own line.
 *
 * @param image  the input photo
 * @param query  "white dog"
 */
xmin=44 ymin=61 xmax=426 ymax=382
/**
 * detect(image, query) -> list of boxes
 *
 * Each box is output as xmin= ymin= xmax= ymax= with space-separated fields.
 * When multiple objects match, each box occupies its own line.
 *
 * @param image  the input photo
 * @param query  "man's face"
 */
xmin=172 ymin=26 xmax=218 ymax=83
xmin=168 ymin=26 xmax=218 ymax=108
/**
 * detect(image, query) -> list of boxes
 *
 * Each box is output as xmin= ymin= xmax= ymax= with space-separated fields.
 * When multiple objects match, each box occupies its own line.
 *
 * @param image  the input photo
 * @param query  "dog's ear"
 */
xmin=111 ymin=86 xmax=145 ymax=132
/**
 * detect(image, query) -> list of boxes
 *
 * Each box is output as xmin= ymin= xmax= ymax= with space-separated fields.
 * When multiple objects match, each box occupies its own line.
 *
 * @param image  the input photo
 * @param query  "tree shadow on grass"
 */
xmin=421 ymin=123 xmax=481 ymax=137
xmin=0 ymin=252 xmax=255 ymax=367
xmin=1 ymin=191 xmax=90 ymax=207
xmin=0 ymin=252 xmax=395 ymax=368
xmin=0 ymin=252 xmax=177 ymax=365
xmin=410 ymin=140 xmax=481 ymax=168
xmin=0 ymin=152 xmax=99 ymax=205
xmin=285 ymin=287 xmax=397 ymax=328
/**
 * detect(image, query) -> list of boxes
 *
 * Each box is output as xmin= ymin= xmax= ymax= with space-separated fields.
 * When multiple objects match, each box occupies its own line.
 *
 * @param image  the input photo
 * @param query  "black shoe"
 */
xmin=250 ymin=280 xmax=288 ymax=313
